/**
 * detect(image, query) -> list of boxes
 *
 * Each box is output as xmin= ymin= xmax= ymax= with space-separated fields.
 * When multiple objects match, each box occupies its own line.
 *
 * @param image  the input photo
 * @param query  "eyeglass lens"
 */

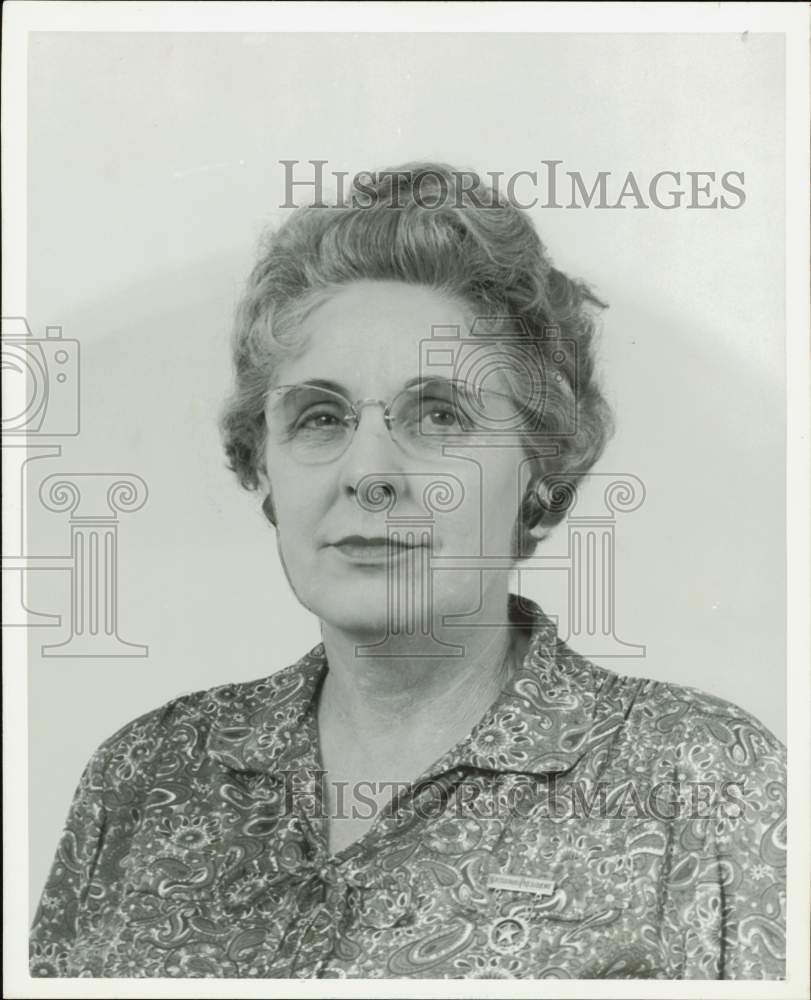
xmin=266 ymin=380 xmax=523 ymax=464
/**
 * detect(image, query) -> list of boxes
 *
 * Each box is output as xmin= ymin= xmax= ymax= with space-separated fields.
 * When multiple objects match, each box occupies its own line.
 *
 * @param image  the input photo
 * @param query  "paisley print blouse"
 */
xmin=30 ymin=594 xmax=786 ymax=980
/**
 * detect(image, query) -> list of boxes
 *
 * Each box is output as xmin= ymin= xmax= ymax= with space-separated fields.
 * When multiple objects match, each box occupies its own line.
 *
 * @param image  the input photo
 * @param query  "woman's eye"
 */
xmin=296 ymin=409 xmax=343 ymax=430
xmin=422 ymin=403 xmax=460 ymax=428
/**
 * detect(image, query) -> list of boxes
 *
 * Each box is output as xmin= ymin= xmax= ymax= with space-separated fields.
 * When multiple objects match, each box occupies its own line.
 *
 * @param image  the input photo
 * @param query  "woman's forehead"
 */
xmin=272 ymin=281 xmax=515 ymax=397
xmin=273 ymin=282 xmax=465 ymax=391
xmin=274 ymin=341 xmax=519 ymax=399
xmin=305 ymin=281 xmax=469 ymax=347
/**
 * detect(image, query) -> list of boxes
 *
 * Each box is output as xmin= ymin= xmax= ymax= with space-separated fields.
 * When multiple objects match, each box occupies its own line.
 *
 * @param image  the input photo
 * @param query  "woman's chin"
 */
xmin=300 ymin=576 xmax=488 ymax=643
xmin=301 ymin=583 xmax=394 ymax=637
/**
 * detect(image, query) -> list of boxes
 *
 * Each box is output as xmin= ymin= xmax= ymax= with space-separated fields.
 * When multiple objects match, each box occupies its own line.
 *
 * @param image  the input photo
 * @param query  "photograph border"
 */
xmin=3 ymin=3 xmax=808 ymax=998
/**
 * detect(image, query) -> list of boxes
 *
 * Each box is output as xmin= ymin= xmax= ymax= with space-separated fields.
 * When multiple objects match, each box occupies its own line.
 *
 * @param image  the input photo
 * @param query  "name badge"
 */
xmin=486 ymin=873 xmax=556 ymax=897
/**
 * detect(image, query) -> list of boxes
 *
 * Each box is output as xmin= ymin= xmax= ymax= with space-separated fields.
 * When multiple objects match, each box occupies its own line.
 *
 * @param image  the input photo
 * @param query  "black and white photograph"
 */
xmin=3 ymin=3 xmax=809 ymax=996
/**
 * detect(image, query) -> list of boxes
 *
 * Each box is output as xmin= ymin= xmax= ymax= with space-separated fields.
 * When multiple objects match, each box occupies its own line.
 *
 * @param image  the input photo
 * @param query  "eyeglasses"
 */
xmin=264 ymin=378 xmax=527 ymax=465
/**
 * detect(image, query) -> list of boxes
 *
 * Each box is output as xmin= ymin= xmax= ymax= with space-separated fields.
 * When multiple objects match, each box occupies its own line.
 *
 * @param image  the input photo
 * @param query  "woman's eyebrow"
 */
xmin=403 ymin=375 xmax=454 ymax=390
xmin=288 ymin=377 xmax=350 ymax=394
xmin=286 ymin=375 xmax=458 ymax=394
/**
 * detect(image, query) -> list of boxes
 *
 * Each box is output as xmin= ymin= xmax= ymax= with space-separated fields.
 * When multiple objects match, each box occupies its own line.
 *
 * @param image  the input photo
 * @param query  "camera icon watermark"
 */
xmin=1 ymin=317 xmax=80 ymax=437
xmin=419 ymin=318 xmax=576 ymax=444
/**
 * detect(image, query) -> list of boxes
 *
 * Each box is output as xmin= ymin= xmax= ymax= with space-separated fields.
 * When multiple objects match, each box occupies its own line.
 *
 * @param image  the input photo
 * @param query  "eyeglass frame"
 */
xmin=263 ymin=377 xmax=530 ymax=463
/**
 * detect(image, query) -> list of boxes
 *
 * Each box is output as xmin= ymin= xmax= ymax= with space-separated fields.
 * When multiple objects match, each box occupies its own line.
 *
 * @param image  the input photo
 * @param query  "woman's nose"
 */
xmin=337 ymin=406 xmax=406 ymax=504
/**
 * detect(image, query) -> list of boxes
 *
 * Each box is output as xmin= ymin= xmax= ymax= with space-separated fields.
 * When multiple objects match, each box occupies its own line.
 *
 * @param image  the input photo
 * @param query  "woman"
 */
xmin=30 ymin=164 xmax=786 ymax=980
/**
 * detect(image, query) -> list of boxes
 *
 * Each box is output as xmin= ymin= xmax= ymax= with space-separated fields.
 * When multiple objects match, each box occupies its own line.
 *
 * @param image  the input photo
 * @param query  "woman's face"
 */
xmin=263 ymin=280 xmax=530 ymax=637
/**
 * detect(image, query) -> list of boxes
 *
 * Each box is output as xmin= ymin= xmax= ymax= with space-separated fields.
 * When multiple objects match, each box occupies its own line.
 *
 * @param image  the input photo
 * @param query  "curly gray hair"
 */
xmin=219 ymin=163 xmax=615 ymax=558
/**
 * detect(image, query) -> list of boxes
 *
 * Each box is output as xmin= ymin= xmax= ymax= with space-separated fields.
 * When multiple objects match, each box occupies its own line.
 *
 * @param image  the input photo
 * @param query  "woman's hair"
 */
xmin=219 ymin=162 xmax=615 ymax=558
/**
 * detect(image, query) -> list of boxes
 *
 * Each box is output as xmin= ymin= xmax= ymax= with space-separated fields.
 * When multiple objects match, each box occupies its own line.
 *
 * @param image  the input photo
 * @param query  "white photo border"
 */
xmin=3 ymin=3 xmax=808 ymax=998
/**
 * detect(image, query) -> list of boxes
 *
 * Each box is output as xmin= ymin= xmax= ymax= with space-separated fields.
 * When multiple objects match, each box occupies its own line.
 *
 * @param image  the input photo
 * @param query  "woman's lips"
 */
xmin=330 ymin=537 xmax=429 ymax=563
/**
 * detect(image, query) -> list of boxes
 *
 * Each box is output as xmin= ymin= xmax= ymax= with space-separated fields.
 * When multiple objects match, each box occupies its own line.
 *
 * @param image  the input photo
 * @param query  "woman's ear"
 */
xmin=527 ymin=521 xmax=550 ymax=541
xmin=520 ymin=481 xmax=546 ymax=532
xmin=520 ymin=477 xmax=564 ymax=545
xmin=261 ymin=490 xmax=278 ymax=527
xmin=255 ymin=460 xmax=278 ymax=527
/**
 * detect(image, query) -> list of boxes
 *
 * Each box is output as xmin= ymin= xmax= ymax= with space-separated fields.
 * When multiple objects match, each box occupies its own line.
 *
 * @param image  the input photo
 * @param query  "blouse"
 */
xmin=30 ymin=593 xmax=786 ymax=980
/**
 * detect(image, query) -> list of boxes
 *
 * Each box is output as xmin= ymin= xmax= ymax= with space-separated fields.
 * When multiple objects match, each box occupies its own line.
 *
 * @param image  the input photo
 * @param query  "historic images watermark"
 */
xmin=279 ymin=160 xmax=747 ymax=211
xmin=275 ymin=771 xmax=748 ymax=823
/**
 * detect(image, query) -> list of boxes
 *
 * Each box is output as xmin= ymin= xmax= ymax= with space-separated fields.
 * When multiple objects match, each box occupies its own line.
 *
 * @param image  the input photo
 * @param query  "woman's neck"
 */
xmin=316 ymin=589 xmax=522 ymax=780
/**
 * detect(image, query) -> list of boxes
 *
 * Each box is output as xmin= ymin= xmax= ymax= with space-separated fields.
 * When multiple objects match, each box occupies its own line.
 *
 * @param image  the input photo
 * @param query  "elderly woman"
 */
xmin=30 ymin=164 xmax=786 ymax=980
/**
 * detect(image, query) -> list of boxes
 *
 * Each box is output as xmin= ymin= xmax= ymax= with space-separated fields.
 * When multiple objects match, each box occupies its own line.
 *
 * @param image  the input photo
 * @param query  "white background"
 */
xmin=24 ymin=30 xmax=786 ymax=918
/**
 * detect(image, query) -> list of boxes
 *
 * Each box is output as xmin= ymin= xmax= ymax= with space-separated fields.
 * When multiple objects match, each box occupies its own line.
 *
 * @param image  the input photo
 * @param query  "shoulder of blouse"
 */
xmin=84 ymin=645 xmax=325 ymax=792
xmin=551 ymin=631 xmax=785 ymax=771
